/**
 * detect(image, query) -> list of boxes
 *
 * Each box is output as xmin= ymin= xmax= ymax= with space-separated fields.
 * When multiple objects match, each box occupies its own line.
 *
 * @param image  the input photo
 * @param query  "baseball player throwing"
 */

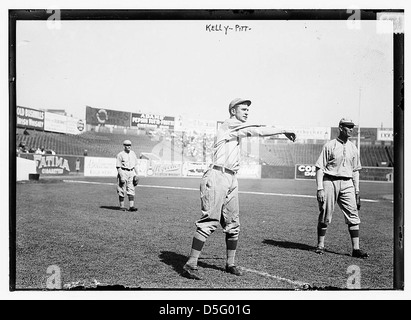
xmin=182 ymin=98 xmax=296 ymax=280
xmin=116 ymin=139 xmax=139 ymax=212
xmin=314 ymin=118 xmax=368 ymax=258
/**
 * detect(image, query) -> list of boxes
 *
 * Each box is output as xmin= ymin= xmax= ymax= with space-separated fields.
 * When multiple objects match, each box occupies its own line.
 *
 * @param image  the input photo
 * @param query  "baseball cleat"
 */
xmin=314 ymin=246 xmax=325 ymax=255
xmin=129 ymin=207 xmax=138 ymax=212
xmin=352 ymin=249 xmax=369 ymax=259
xmin=182 ymin=264 xmax=201 ymax=280
xmin=225 ymin=265 xmax=243 ymax=276
xmin=119 ymin=207 xmax=127 ymax=212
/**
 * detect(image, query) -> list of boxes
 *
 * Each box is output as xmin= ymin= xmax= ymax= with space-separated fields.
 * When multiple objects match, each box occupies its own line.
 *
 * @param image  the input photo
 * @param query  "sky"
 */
xmin=16 ymin=18 xmax=394 ymax=128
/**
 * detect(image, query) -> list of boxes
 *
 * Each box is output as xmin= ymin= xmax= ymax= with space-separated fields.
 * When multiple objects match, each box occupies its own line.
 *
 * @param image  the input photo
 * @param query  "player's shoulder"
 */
xmin=322 ymin=139 xmax=337 ymax=148
xmin=216 ymin=118 xmax=232 ymax=132
xmin=226 ymin=118 xmax=248 ymax=130
xmin=347 ymin=139 xmax=359 ymax=150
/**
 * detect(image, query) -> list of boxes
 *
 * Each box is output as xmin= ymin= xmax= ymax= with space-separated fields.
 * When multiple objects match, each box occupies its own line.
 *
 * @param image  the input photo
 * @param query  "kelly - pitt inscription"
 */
xmin=205 ymin=23 xmax=251 ymax=35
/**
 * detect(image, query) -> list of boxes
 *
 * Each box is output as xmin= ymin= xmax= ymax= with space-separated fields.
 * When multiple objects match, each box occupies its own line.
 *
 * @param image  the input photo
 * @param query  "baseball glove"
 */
xmin=283 ymin=132 xmax=296 ymax=142
xmin=133 ymin=175 xmax=139 ymax=187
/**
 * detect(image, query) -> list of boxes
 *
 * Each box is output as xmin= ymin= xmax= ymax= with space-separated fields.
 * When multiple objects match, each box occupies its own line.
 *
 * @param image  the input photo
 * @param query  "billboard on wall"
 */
xmin=331 ymin=127 xmax=378 ymax=142
xmin=26 ymin=154 xmax=84 ymax=175
xmin=84 ymin=157 xmax=118 ymax=177
xmin=44 ymin=112 xmax=66 ymax=133
xmin=44 ymin=112 xmax=86 ymax=135
xmin=66 ymin=117 xmax=86 ymax=135
xmin=175 ymin=117 xmax=216 ymax=134
xmin=237 ymin=164 xmax=261 ymax=179
xmin=86 ymin=106 xmax=131 ymax=127
xmin=274 ymin=126 xmax=331 ymax=141
xmin=131 ymin=112 xmax=175 ymax=131
xmin=295 ymin=164 xmax=317 ymax=180
xmin=16 ymin=106 xmax=45 ymax=130
xmin=147 ymin=160 xmax=182 ymax=176
xmin=182 ymin=162 xmax=209 ymax=176
xmin=377 ymin=129 xmax=394 ymax=141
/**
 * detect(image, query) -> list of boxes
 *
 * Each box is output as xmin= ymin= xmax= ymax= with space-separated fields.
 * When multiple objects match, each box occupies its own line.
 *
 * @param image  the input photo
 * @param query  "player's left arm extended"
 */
xmin=232 ymin=125 xmax=296 ymax=141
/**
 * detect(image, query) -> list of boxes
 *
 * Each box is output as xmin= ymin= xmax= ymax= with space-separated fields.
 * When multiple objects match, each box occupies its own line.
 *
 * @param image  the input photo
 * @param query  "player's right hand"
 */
xmin=283 ymin=132 xmax=296 ymax=142
xmin=317 ymin=189 xmax=325 ymax=203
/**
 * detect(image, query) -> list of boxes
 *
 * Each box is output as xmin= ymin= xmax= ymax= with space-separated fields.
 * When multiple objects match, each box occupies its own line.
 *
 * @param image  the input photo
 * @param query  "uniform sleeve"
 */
xmin=116 ymin=153 xmax=122 ymax=168
xmin=352 ymin=145 xmax=362 ymax=171
xmin=229 ymin=124 xmax=284 ymax=139
xmin=132 ymin=152 xmax=139 ymax=171
xmin=315 ymin=145 xmax=328 ymax=171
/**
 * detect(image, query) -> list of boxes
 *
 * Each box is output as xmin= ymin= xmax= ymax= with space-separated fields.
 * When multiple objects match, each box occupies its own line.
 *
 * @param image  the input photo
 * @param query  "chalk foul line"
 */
xmin=62 ymin=180 xmax=380 ymax=202
xmin=239 ymin=266 xmax=310 ymax=289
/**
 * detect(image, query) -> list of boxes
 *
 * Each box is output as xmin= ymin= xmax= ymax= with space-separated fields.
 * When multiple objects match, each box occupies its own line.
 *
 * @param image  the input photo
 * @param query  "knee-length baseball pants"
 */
xmin=195 ymin=168 xmax=240 ymax=239
xmin=318 ymin=176 xmax=361 ymax=225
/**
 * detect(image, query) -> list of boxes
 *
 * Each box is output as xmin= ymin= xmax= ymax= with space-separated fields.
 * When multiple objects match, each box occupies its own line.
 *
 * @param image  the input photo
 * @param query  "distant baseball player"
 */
xmin=314 ymin=118 xmax=368 ymax=258
xmin=116 ymin=139 xmax=139 ymax=212
xmin=182 ymin=98 xmax=296 ymax=280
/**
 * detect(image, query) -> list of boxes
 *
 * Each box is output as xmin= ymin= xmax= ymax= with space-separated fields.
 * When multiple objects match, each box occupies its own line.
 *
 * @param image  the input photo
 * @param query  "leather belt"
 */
xmin=121 ymin=168 xmax=133 ymax=171
xmin=212 ymin=165 xmax=236 ymax=175
xmin=324 ymin=174 xmax=351 ymax=181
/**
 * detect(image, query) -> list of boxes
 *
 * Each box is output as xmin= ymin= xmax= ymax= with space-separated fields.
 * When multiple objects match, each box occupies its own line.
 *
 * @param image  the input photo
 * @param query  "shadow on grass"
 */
xmin=159 ymin=251 xmax=225 ymax=279
xmin=100 ymin=205 xmax=122 ymax=211
xmin=263 ymin=239 xmax=347 ymax=256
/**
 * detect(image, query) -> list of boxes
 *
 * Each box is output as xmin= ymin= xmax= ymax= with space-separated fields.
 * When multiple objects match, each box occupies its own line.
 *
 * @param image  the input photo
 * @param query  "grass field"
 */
xmin=13 ymin=176 xmax=394 ymax=291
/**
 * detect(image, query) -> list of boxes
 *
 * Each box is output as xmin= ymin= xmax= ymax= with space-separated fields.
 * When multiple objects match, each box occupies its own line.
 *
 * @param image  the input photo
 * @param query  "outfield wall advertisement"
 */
xmin=175 ymin=117 xmax=216 ymax=134
xmin=85 ymin=106 xmax=175 ymax=130
xmin=17 ymin=106 xmax=45 ymax=130
xmin=16 ymin=154 xmax=393 ymax=182
xmin=148 ymin=161 xmax=182 ymax=177
xmin=18 ymin=154 xmax=85 ymax=175
xmin=377 ymin=129 xmax=394 ymax=141
xmin=330 ymin=127 xmax=379 ymax=143
xmin=44 ymin=112 xmax=85 ymax=135
xmin=275 ymin=126 xmax=331 ymax=141
xmin=17 ymin=106 xmax=85 ymax=135
xmin=183 ymin=162 xmax=209 ymax=177
xmin=237 ymin=164 xmax=261 ymax=179
xmin=84 ymin=157 xmax=118 ymax=177
xmin=85 ymin=106 xmax=131 ymax=127
xmin=131 ymin=113 xmax=175 ymax=131
xmin=81 ymin=158 xmax=261 ymax=178
xmin=294 ymin=163 xmax=393 ymax=182
xmin=295 ymin=164 xmax=317 ymax=180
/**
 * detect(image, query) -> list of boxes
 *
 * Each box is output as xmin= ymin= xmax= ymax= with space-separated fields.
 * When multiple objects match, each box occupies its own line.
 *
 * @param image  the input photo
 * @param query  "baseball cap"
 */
xmin=229 ymin=98 xmax=251 ymax=111
xmin=339 ymin=118 xmax=355 ymax=127
xmin=123 ymin=140 xmax=132 ymax=146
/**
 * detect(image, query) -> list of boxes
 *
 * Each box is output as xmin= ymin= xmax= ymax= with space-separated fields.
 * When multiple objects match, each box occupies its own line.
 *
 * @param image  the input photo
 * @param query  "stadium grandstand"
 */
xmin=15 ymin=105 xmax=394 ymax=182
xmin=16 ymin=126 xmax=394 ymax=167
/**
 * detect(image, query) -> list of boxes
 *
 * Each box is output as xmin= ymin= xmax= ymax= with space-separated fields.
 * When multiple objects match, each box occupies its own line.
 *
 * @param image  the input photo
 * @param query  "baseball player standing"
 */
xmin=182 ymin=98 xmax=296 ymax=280
xmin=116 ymin=139 xmax=139 ymax=212
xmin=314 ymin=118 xmax=368 ymax=258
